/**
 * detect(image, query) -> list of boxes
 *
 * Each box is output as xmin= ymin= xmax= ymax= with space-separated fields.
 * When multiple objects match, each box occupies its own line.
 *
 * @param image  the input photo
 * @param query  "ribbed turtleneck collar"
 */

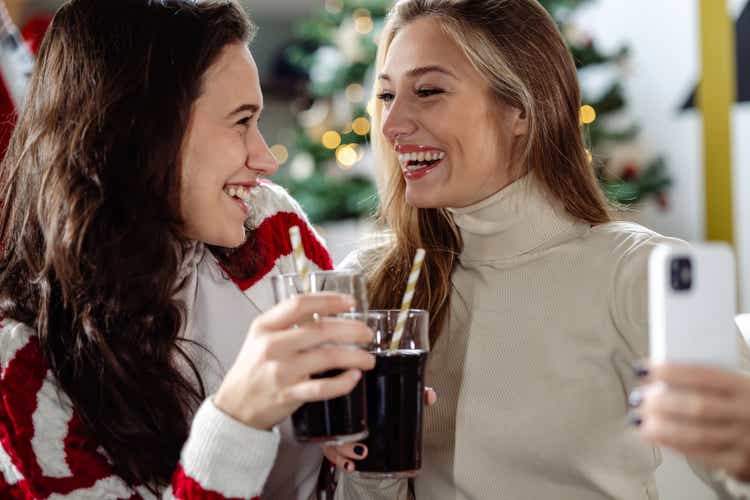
xmin=447 ymin=174 xmax=588 ymax=264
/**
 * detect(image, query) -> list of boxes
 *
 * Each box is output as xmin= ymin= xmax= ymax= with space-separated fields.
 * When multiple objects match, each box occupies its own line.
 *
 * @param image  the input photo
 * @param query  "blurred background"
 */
xmin=2 ymin=1 xmax=748 ymax=498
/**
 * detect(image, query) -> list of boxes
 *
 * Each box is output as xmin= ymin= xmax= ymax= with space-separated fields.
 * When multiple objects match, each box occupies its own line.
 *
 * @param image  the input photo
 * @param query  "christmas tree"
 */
xmin=272 ymin=0 xmax=671 ymax=223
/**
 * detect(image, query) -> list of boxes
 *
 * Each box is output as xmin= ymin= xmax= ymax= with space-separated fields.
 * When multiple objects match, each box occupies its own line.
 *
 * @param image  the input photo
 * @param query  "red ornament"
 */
xmin=621 ymin=163 xmax=639 ymax=181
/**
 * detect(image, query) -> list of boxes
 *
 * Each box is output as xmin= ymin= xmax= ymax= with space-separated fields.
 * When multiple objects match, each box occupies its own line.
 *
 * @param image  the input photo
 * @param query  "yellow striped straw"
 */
xmin=390 ymin=248 xmax=426 ymax=351
xmin=288 ymin=226 xmax=311 ymax=294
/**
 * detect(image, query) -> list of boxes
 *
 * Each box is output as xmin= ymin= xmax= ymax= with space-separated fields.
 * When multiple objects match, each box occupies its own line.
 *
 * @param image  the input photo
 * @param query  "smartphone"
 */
xmin=648 ymin=242 xmax=738 ymax=368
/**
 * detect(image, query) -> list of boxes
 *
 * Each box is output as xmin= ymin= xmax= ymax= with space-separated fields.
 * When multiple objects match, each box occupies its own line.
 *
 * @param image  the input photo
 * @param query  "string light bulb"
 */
xmin=580 ymin=105 xmax=596 ymax=125
xmin=322 ymin=131 xmax=342 ymax=149
xmin=270 ymin=144 xmax=289 ymax=165
xmin=353 ymin=9 xmax=373 ymax=34
xmin=336 ymin=144 xmax=358 ymax=168
xmin=352 ymin=117 xmax=370 ymax=136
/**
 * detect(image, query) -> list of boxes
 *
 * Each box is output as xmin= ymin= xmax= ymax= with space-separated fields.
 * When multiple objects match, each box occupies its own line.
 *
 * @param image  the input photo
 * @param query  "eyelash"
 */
xmin=236 ymin=115 xmax=256 ymax=127
xmin=417 ymin=88 xmax=444 ymax=97
xmin=376 ymin=88 xmax=445 ymax=102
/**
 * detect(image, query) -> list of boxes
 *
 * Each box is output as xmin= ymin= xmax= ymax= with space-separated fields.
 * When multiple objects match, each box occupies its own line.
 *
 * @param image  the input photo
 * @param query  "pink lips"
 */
xmin=403 ymin=159 xmax=443 ymax=180
xmin=395 ymin=144 xmax=445 ymax=181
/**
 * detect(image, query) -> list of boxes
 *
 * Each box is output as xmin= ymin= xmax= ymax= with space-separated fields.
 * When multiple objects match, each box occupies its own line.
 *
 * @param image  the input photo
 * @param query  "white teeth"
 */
xmin=224 ymin=185 xmax=253 ymax=203
xmin=396 ymin=150 xmax=446 ymax=164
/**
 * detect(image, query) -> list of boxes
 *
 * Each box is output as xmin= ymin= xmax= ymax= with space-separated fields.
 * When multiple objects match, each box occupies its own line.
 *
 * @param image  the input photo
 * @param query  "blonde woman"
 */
xmin=326 ymin=0 xmax=750 ymax=499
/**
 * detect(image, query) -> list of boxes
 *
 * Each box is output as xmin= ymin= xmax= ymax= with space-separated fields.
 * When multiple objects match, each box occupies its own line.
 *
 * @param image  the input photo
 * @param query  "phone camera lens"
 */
xmin=670 ymin=257 xmax=692 ymax=291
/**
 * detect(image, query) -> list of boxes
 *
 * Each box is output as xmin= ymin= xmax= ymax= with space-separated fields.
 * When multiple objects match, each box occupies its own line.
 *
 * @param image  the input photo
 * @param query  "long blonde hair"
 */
xmin=365 ymin=0 xmax=611 ymax=344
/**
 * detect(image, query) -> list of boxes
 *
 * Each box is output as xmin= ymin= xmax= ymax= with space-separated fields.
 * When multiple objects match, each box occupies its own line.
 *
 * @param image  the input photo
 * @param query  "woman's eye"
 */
xmin=376 ymin=92 xmax=395 ymax=102
xmin=416 ymin=88 xmax=443 ymax=97
xmin=236 ymin=116 xmax=253 ymax=127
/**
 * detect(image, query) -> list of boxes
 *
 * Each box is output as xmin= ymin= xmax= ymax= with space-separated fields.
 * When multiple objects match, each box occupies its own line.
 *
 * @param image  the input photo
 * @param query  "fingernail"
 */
xmin=628 ymin=388 xmax=643 ymax=408
xmin=631 ymin=361 xmax=649 ymax=378
xmin=353 ymin=445 xmax=365 ymax=456
xmin=345 ymin=461 xmax=354 ymax=472
xmin=629 ymin=415 xmax=643 ymax=427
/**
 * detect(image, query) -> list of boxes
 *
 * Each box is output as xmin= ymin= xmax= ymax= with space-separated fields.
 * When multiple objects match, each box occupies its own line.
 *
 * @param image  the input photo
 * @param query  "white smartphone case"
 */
xmin=648 ymin=243 xmax=738 ymax=367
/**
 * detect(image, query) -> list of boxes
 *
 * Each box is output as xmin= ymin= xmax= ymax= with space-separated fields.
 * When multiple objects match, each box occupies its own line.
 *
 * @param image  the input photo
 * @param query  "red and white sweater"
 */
xmin=0 ymin=182 xmax=333 ymax=499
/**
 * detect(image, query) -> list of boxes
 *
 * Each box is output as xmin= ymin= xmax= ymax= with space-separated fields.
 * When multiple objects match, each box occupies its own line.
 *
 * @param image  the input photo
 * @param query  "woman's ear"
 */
xmin=511 ymin=107 xmax=528 ymax=136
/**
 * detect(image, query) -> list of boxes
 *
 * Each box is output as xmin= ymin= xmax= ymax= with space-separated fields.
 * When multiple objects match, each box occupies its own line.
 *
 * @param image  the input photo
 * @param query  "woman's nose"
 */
xmin=382 ymin=100 xmax=417 ymax=144
xmin=246 ymin=130 xmax=278 ymax=176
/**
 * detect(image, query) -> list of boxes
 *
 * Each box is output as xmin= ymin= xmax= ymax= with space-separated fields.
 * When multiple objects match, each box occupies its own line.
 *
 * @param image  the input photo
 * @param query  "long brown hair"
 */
xmin=366 ymin=0 xmax=611 ymax=344
xmin=0 ymin=0 xmax=254 ymax=491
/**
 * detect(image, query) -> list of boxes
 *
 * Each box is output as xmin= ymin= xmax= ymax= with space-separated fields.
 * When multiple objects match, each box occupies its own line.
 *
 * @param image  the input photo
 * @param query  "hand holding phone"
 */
xmin=648 ymin=242 xmax=738 ymax=368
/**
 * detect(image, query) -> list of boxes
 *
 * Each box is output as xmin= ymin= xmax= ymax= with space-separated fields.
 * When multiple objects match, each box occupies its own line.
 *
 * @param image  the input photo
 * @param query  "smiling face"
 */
xmin=179 ymin=42 xmax=277 ymax=248
xmin=377 ymin=16 xmax=527 ymax=209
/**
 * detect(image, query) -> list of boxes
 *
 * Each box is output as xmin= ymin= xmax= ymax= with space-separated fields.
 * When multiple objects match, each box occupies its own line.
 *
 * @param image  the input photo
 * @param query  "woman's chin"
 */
xmin=198 ymin=228 xmax=246 ymax=249
xmin=405 ymin=189 xmax=443 ymax=209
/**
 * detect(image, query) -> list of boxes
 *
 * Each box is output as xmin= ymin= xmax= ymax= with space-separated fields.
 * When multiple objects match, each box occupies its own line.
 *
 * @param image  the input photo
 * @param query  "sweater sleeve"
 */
xmin=608 ymin=226 xmax=687 ymax=357
xmin=0 ymin=319 xmax=279 ymax=499
xmin=608 ymin=230 xmax=750 ymax=499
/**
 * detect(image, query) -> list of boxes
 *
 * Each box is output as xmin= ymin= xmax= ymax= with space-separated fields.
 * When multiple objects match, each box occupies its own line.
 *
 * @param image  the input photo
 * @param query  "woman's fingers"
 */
xmin=640 ymin=416 xmax=750 ymax=481
xmin=270 ymin=318 xmax=374 ymax=354
xmin=323 ymin=442 xmax=368 ymax=462
xmin=639 ymin=383 xmax=740 ymax=424
xmin=253 ymin=293 xmax=355 ymax=332
xmin=322 ymin=445 xmax=361 ymax=473
xmin=425 ymin=387 xmax=438 ymax=406
xmin=321 ymin=442 xmax=368 ymax=473
xmin=649 ymin=362 xmax=746 ymax=396
xmin=292 ymin=346 xmax=375 ymax=379
xmin=640 ymin=411 xmax=739 ymax=451
xmin=285 ymin=368 xmax=363 ymax=403
xmin=635 ymin=362 xmax=750 ymax=481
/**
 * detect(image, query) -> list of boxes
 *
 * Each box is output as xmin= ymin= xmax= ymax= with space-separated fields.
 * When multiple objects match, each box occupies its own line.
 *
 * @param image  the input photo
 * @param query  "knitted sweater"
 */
xmin=335 ymin=174 xmax=750 ymax=500
xmin=0 ymin=182 xmax=332 ymax=499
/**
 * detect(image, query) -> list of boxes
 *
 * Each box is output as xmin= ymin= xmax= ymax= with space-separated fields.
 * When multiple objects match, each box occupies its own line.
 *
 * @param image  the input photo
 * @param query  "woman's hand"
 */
xmin=634 ymin=362 xmax=750 ymax=481
xmin=214 ymin=293 xmax=375 ymax=431
xmin=321 ymin=387 xmax=438 ymax=472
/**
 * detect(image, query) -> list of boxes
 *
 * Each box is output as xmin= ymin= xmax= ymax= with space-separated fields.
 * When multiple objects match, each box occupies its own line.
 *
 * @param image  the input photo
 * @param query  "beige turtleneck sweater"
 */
xmin=336 ymin=175 xmax=750 ymax=500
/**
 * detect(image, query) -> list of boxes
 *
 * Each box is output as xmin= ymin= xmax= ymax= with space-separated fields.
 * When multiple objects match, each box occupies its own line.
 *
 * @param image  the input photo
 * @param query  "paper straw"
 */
xmin=390 ymin=248 xmax=426 ymax=351
xmin=288 ymin=226 xmax=311 ymax=294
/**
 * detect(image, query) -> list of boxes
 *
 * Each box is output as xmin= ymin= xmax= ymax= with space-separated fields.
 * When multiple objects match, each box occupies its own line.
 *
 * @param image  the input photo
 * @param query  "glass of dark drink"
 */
xmin=355 ymin=309 xmax=430 ymax=479
xmin=271 ymin=271 xmax=371 ymax=446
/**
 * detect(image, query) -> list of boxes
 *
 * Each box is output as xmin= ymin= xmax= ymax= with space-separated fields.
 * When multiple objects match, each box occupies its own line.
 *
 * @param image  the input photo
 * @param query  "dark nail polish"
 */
xmin=629 ymin=415 xmax=643 ymax=427
xmin=628 ymin=389 xmax=643 ymax=408
xmin=353 ymin=445 xmax=365 ymax=456
xmin=631 ymin=361 xmax=649 ymax=378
